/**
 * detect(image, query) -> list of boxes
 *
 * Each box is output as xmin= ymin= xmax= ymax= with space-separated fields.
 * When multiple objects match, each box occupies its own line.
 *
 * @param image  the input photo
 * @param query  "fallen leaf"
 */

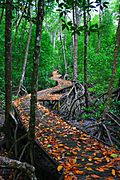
xmin=47 ymin=144 xmax=52 ymax=148
xmin=82 ymin=158 xmax=85 ymax=161
xmin=106 ymin=157 xmax=110 ymax=162
xmin=86 ymin=163 xmax=93 ymax=166
xmin=74 ymin=170 xmax=84 ymax=175
xmin=105 ymin=177 xmax=114 ymax=180
xmin=57 ymin=156 xmax=61 ymax=160
xmin=94 ymin=157 xmax=102 ymax=162
xmin=86 ymin=147 xmax=91 ymax=151
xmin=110 ymin=154 xmax=119 ymax=158
xmin=57 ymin=165 xmax=63 ymax=172
xmin=70 ymin=150 xmax=78 ymax=155
xmin=96 ymin=167 xmax=105 ymax=172
xmin=86 ymin=167 xmax=92 ymax=171
xmin=59 ymin=144 xmax=64 ymax=147
xmin=90 ymin=174 xmax=101 ymax=178
xmin=64 ymin=174 xmax=77 ymax=180
xmin=112 ymin=169 xmax=116 ymax=176
xmin=88 ymin=158 xmax=92 ymax=161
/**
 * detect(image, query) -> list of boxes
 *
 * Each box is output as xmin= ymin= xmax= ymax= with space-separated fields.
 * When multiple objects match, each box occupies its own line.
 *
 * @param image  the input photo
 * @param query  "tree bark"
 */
xmin=73 ymin=3 xmax=78 ymax=82
xmin=53 ymin=31 xmax=56 ymax=48
xmin=104 ymin=6 xmax=120 ymax=116
xmin=0 ymin=156 xmax=37 ymax=180
xmin=83 ymin=2 xmax=89 ymax=108
xmin=17 ymin=19 xmax=27 ymax=58
xmin=97 ymin=6 xmax=102 ymax=53
xmin=14 ymin=2 xmax=27 ymax=48
xmin=4 ymin=0 xmax=12 ymax=149
xmin=28 ymin=0 xmax=44 ymax=164
xmin=59 ymin=20 xmax=67 ymax=76
xmin=17 ymin=21 xmax=33 ymax=96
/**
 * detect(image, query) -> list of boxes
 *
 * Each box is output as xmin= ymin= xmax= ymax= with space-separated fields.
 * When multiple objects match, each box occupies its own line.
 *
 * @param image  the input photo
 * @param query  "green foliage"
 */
xmin=101 ymin=9 xmax=115 ymax=45
xmin=38 ymin=31 xmax=58 ymax=89
xmin=111 ymin=99 xmax=120 ymax=116
xmin=0 ymin=0 xmax=119 ymax=114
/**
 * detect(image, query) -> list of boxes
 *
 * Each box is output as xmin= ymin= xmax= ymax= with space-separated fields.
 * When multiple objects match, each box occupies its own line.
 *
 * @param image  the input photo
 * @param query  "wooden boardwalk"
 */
xmin=37 ymin=70 xmax=72 ymax=101
xmin=14 ymin=71 xmax=120 ymax=180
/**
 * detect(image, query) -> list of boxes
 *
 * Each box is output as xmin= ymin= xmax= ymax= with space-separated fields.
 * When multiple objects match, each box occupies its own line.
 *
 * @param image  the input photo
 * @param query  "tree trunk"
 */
xmin=17 ymin=19 xmax=27 ymax=58
xmin=83 ymin=4 xmax=89 ymax=108
xmin=97 ymin=6 xmax=102 ymax=53
xmin=53 ymin=31 xmax=56 ymax=48
xmin=73 ymin=3 xmax=78 ymax=82
xmin=59 ymin=20 xmax=67 ymax=76
xmin=14 ymin=2 xmax=27 ymax=48
xmin=28 ymin=0 xmax=44 ymax=164
xmin=17 ymin=21 xmax=33 ymax=96
xmin=104 ymin=7 xmax=120 ymax=116
xmin=51 ymin=31 xmax=56 ymax=70
xmin=14 ymin=15 xmax=23 ymax=47
xmin=4 ymin=0 xmax=12 ymax=149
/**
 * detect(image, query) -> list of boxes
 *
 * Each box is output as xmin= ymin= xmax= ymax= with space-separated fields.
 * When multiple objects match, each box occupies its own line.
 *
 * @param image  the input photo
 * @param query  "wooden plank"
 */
xmin=14 ymin=96 xmax=120 ymax=180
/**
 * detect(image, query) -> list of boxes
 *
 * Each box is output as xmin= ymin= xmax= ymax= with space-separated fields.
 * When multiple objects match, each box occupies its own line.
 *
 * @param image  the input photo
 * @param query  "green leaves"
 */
xmin=110 ymin=154 xmax=119 ymax=158
xmin=96 ymin=1 xmax=109 ymax=11
xmin=103 ymin=2 xmax=109 ymax=8
xmin=47 ymin=144 xmax=52 ymax=148
xmin=88 ymin=24 xmax=98 ymax=34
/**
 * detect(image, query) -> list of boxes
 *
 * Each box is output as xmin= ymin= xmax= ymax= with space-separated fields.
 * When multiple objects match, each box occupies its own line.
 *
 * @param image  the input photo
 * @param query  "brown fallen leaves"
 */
xmin=14 ymin=90 xmax=120 ymax=180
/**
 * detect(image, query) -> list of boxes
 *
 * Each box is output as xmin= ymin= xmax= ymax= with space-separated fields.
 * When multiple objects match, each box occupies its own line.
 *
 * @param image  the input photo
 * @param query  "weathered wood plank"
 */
xmin=14 ymin=95 xmax=120 ymax=180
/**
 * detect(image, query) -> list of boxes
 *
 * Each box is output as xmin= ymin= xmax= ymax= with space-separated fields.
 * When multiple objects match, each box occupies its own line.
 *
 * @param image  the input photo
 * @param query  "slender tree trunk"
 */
xmin=73 ymin=3 xmax=78 ymax=81
xmin=14 ymin=14 xmax=24 ymax=48
xmin=17 ymin=19 xmax=27 ymax=57
xmin=59 ymin=20 xmax=67 ymax=76
xmin=53 ymin=31 xmax=56 ymax=48
xmin=28 ymin=0 xmax=44 ymax=164
xmin=97 ymin=7 xmax=102 ymax=53
xmin=83 ymin=5 xmax=89 ymax=108
xmin=14 ymin=2 xmax=27 ymax=48
xmin=51 ymin=31 xmax=56 ymax=70
xmin=104 ymin=8 xmax=120 ymax=116
xmin=17 ymin=21 xmax=33 ymax=96
xmin=4 ymin=0 xmax=12 ymax=149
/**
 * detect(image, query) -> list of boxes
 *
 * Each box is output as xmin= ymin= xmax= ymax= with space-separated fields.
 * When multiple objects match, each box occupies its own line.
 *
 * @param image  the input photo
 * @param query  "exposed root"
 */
xmin=19 ymin=141 xmax=30 ymax=161
xmin=59 ymin=82 xmax=85 ymax=120
xmin=8 ymin=134 xmax=27 ymax=155
xmin=0 ymin=156 xmax=36 ymax=180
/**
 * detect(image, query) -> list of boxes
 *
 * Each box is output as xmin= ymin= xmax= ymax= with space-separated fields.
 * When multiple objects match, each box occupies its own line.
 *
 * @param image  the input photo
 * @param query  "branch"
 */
xmin=106 ymin=113 xmax=120 ymax=127
xmin=103 ymin=124 xmax=113 ymax=146
xmin=19 ymin=142 xmax=30 ymax=161
xmin=8 ymin=134 xmax=27 ymax=155
xmin=10 ymin=112 xmax=18 ymax=157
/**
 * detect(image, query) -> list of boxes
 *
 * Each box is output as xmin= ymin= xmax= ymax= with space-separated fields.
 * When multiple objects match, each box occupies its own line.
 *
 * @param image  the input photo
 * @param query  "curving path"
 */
xmin=14 ymin=71 xmax=120 ymax=180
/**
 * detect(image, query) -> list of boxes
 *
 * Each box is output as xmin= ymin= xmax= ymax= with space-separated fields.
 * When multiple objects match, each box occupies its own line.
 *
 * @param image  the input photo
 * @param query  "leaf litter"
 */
xmin=14 ymin=96 xmax=120 ymax=180
xmin=13 ymin=71 xmax=120 ymax=179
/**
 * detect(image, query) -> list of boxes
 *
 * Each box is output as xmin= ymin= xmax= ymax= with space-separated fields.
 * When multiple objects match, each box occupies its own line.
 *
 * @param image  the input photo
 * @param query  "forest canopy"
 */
xmin=0 ymin=0 xmax=119 ymax=96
